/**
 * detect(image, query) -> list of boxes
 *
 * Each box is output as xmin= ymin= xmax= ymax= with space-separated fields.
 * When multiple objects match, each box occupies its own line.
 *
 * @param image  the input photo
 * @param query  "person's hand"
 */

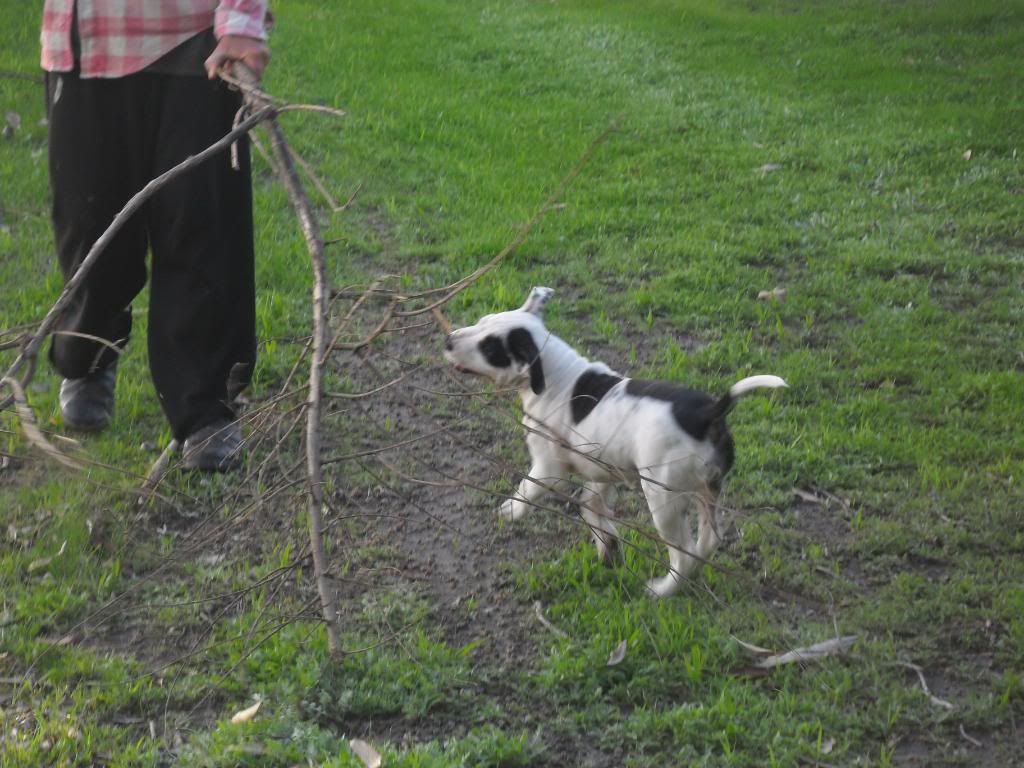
xmin=205 ymin=35 xmax=271 ymax=81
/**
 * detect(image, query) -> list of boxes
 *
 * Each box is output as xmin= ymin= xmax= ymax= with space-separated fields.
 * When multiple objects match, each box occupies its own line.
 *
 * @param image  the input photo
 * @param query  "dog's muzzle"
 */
xmin=443 ymin=333 xmax=469 ymax=372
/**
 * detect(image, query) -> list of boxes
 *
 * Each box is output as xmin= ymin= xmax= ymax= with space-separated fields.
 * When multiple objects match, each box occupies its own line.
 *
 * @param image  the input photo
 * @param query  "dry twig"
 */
xmin=228 ymin=62 xmax=343 ymax=656
xmin=533 ymin=600 xmax=568 ymax=638
xmin=895 ymin=660 xmax=955 ymax=710
xmin=0 ymin=376 xmax=82 ymax=470
xmin=959 ymin=724 xmax=982 ymax=748
xmin=754 ymin=635 xmax=858 ymax=669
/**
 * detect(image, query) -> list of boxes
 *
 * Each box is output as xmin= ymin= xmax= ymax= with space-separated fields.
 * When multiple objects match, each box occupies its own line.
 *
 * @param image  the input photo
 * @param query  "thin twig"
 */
xmin=275 ymin=103 xmax=347 ymax=118
xmin=231 ymin=62 xmax=342 ymax=657
xmin=959 ymin=724 xmax=982 ymax=748
xmin=895 ymin=660 xmax=955 ymax=710
xmin=330 ymin=299 xmax=399 ymax=351
xmin=534 ymin=601 xmax=568 ymax=638
xmin=290 ymin=146 xmax=353 ymax=213
xmin=431 ymin=306 xmax=453 ymax=335
xmin=324 ymin=370 xmax=411 ymax=400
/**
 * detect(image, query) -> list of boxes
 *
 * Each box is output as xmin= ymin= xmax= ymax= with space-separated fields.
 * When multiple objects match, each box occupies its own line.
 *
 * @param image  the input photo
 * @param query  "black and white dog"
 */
xmin=444 ymin=287 xmax=787 ymax=597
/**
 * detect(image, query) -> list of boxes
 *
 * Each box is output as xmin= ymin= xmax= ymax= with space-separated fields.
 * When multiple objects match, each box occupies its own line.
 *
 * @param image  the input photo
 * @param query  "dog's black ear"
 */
xmin=507 ymin=327 xmax=545 ymax=394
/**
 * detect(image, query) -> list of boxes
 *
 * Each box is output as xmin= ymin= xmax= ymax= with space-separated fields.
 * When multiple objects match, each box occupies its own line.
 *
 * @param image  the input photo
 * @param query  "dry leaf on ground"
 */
xmin=606 ymin=639 xmax=628 ymax=667
xmin=732 ymin=636 xmax=775 ymax=656
xmin=28 ymin=540 xmax=67 ymax=573
xmin=350 ymin=738 xmax=383 ymax=768
xmin=230 ymin=700 xmax=262 ymax=724
xmin=757 ymin=287 xmax=787 ymax=302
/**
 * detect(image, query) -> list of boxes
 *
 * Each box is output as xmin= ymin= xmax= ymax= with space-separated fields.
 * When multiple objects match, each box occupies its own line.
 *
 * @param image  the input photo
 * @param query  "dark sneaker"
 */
xmin=181 ymin=419 xmax=243 ymax=472
xmin=59 ymin=364 xmax=116 ymax=432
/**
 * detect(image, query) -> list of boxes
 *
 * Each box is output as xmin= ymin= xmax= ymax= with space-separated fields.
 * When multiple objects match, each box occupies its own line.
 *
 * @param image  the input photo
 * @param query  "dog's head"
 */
xmin=443 ymin=287 xmax=553 ymax=394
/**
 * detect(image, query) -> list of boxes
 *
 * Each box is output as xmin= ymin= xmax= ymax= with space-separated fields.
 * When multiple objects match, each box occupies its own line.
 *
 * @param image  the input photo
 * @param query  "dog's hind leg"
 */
xmin=641 ymin=479 xmax=698 ymax=598
xmin=579 ymin=482 xmax=620 ymax=565
xmin=695 ymin=487 xmax=722 ymax=562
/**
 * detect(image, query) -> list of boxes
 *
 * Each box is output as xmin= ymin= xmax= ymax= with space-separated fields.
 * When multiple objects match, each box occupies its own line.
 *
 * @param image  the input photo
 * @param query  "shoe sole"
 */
xmin=62 ymin=416 xmax=112 ymax=432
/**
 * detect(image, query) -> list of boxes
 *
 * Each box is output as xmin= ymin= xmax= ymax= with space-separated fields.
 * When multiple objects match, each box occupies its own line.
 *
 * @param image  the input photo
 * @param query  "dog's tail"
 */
xmin=706 ymin=375 xmax=788 ymax=421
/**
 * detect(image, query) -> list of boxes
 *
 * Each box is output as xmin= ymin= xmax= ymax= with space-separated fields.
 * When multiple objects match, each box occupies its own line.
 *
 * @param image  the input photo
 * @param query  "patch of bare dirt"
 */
xmin=892 ymin=721 xmax=1024 ymax=768
xmin=329 ymin=318 xmax=580 ymax=670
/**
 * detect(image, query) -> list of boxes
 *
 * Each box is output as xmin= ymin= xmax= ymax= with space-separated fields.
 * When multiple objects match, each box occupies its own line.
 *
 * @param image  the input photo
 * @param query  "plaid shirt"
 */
xmin=41 ymin=0 xmax=269 ymax=78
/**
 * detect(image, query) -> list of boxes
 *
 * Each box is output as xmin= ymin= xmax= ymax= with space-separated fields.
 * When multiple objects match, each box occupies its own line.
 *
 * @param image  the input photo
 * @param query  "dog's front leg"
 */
xmin=498 ymin=426 xmax=568 ymax=521
xmin=498 ymin=463 xmax=568 ymax=521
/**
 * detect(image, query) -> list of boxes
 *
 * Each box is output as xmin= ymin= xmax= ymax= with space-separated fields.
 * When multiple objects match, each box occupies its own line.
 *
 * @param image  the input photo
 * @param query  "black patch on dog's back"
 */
xmin=626 ymin=379 xmax=735 ymax=474
xmin=479 ymin=335 xmax=511 ymax=368
xmin=571 ymin=370 xmax=623 ymax=423
xmin=625 ymin=380 xmax=717 ymax=440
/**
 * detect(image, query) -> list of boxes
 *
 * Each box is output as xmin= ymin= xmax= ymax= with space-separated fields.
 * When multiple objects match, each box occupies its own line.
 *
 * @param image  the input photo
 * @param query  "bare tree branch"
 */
xmin=229 ymin=63 xmax=343 ymax=657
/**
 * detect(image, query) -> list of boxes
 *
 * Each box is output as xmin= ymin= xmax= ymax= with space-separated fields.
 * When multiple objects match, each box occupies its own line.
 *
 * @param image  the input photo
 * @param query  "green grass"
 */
xmin=2 ymin=0 xmax=1023 ymax=765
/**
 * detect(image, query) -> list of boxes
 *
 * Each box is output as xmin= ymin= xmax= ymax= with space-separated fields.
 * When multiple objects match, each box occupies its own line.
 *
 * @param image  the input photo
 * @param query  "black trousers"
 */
xmin=47 ymin=70 xmax=256 ymax=441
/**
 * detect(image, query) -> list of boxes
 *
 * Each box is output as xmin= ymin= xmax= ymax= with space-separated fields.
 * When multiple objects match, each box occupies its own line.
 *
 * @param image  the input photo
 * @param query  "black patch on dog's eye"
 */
xmin=506 ymin=327 xmax=545 ymax=395
xmin=625 ymin=379 xmax=718 ymax=440
xmin=571 ymin=370 xmax=623 ymax=423
xmin=479 ymin=335 xmax=512 ymax=368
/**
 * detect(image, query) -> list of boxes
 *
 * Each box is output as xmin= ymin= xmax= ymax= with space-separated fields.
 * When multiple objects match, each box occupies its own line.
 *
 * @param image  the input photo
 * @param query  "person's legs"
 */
xmin=48 ymin=71 xmax=152 ymax=430
xmin=47 ymin=71 xmax=150 ymax=379
xmin=145 ymin=74 xmax=256 ymax=446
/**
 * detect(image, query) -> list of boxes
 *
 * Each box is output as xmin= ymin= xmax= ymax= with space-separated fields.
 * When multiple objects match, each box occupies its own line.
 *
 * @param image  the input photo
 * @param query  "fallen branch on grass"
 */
xmin=737 ymin=634 xmax=858 ymax=670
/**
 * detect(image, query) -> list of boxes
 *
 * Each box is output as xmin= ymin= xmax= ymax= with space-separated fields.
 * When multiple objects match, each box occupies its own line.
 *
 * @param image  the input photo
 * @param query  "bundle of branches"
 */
xmin=0 ymin=64 xmax=615 ymax=659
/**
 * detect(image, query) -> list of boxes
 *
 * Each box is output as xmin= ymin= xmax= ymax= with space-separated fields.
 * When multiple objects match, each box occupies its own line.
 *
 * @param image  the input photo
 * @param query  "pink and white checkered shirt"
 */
xmin=41 ymin=0 xmax=269 ymax=79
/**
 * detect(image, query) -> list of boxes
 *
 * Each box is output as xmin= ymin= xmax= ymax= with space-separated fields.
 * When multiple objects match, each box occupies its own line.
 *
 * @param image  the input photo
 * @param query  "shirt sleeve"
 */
xmin=214 ymin=0 xmax=269 ymax=41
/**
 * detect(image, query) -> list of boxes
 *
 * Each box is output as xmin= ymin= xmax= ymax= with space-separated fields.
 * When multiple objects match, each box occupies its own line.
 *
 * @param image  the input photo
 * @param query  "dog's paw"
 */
xmin=645 ymin=574 xmax=681 ymax=599
xmin=497 ymin=499 xmax=521 ymax=522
